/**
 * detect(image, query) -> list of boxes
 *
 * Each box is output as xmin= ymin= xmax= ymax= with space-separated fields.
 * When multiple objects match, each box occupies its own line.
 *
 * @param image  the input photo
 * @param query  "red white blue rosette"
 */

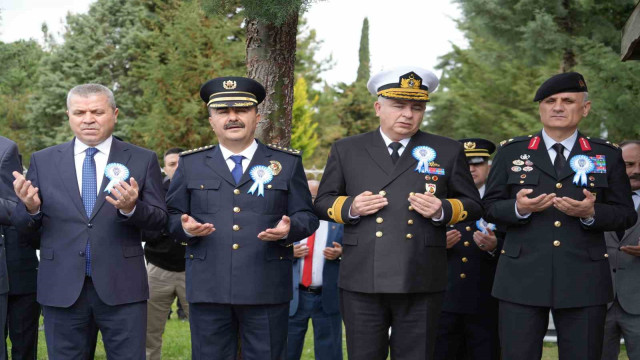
xmin=412 ymin=146 xmax=437 ymax=174
xmin=104 ymin=163 xmax=130 ymax=193
xmin=247 ymin=165 xmax=274 ymax=197
xmin=569 ymin=155 xmax=595 ymax=186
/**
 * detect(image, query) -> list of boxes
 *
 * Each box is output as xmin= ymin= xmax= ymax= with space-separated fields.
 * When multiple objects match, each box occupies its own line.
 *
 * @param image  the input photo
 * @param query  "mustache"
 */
xmin=629 ymin=174 xmax=640 ymax=181
xmin=224 ymin=121 xmax=245 ymax=130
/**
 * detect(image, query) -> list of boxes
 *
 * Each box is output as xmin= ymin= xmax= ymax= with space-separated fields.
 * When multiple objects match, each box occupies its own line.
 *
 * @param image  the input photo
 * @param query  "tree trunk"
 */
xmin=246 ymin=12 xmax=299 ymax=147
xmin=559 ymin=0 xmax=576 ymax=72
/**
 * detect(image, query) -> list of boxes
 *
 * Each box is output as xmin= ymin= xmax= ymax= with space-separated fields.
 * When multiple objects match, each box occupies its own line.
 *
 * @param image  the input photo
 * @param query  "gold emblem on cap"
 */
xmin=464 ymin=142 xmax=476 ymax=150
xmin=269 ymin=160 xmax=282 ymax=176
xmin=223 ymin=80 xmax=237 ymax=90
xmin=401 ymin=73 xmax=421 ymax=89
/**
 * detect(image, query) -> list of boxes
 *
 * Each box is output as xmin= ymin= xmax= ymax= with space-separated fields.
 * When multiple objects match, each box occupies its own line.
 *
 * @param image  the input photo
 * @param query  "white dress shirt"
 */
xmin=74 ymin=136 xmax=112 ymax=196
xmin=218 ymin=140 xmax=258 ymax=173
xmin=379 ymin=128 xmax=411 ymax=156
xmin=633 ymin=190 xmax=640 ymax=211
xmin=298 ymin=220 xmax=329 ymax=287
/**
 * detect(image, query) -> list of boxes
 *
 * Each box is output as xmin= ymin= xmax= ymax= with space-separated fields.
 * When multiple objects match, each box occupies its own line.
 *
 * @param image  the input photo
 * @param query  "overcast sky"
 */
xmin=0 ymin=0 xmax=467 ymax=85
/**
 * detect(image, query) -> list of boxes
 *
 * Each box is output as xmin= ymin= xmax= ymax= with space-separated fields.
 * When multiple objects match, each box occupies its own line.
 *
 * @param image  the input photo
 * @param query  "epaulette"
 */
xmin=180 ymin=144 xmax=215 ymax=156
xmin=585 ymin=137 xmax=620 ymax=149
xmin=266 ymin=143 xmax=302 ymax=156
xmin=499 ymin=135 xmax=534 ymax=147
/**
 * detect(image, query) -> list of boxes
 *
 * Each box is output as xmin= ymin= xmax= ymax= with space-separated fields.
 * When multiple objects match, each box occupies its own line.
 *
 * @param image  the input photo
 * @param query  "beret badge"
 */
xmin=223 ymin=80 xmax=237 ymax=90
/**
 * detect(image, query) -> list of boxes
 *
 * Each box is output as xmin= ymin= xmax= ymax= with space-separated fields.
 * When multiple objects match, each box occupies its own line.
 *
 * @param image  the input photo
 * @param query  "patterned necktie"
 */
xmin=389 ymin=142 xmax=402 ymax=164
xmin=301 ymin=232 xmax=316 ymax=287
xmin=230 ymin=155 xmax=244 ymax=184
xmin=82 ymin=147 xmax=98 ymax=276
xmin=552 ymin=143 xmax=566 ymax=174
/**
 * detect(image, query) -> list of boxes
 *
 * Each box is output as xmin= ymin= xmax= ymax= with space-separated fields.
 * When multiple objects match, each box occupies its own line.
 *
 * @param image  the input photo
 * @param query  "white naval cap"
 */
xmin=367 ymin=66 xmax=439 ymax=102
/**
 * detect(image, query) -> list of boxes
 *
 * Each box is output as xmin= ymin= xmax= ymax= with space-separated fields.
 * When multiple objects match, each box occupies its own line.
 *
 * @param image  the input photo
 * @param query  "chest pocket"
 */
xmin=587 ymin=173 xmax=608 ymax=188
xmin=187 ymin=180 xmax=221 ymax=214
xmin=265 ymin=180 xmax=289 ymax=214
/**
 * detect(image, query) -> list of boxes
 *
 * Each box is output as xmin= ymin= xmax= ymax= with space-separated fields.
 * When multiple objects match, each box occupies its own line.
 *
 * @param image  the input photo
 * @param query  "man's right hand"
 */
xmin=350 ymin=191 xmax=388 ymax=217
xmin=446 ymin=229 xmax=462 ymax=249
xmin=181 ymin=214 xmax=215 ymax=237
xmin=515 ymin=189 xmax=555 ymax=215
xmin=13 ymin=171 xmax=41 ymax=214
xmin=293 ymin=244 xmax=309 ymax=258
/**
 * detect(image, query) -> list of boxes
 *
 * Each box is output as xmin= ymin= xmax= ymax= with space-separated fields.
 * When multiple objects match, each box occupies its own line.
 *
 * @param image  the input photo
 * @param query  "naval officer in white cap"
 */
xmin=314 ymin=66 xmax=483 ymax=360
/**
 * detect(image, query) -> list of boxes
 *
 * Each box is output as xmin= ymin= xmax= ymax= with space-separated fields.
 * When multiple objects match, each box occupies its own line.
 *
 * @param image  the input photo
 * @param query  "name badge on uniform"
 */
xmin=412 ymin=146 xmax=436 ymax=174
xmin=104 ymin=163 xmax=130 ymax=193
xmin=247 ymin=165 xmax=274 ymax=197
xmin=569 ymin=155 xmax=594 ymax=186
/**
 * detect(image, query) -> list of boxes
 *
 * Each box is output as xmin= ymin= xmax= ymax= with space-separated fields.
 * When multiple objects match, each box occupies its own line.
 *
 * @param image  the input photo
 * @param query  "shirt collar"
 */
xmin=541 ymin=129 xmax=578 ymax=152
xmin=218 ymin=139 xmax=258 ymax=161
xmin=379 ymin=128 xmax=411 ymax=149
xmin=74 ymin=136 xmax=113 ymax=156
xmin=478 ymin=184 xmax=486 ymax=198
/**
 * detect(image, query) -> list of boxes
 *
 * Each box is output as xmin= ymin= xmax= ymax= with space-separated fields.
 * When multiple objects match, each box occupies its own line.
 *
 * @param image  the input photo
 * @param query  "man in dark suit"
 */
xmin=0 ymin=136 xmax=22 ymax=360
xmin=435 ymin=138 xmax=500 ymax=360
xmin=602 ymin=140 xmax=640 ymax=360
xmin=166 ymin=76 xmax=318 ymax=360
xmin=11 ymin=84 xmax=168 ymax=359
xmin=483 ymin=72 xmax=637 ymax=360
xmin=288 ymin=179 xmax=343 ymax=360
xmin=314 ymin=66 xmax=483 ymax=360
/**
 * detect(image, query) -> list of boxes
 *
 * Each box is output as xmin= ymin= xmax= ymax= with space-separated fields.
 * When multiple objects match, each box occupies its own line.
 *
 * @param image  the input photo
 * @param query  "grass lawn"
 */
xmin=19 ymin=311 xmax=628 ymax=359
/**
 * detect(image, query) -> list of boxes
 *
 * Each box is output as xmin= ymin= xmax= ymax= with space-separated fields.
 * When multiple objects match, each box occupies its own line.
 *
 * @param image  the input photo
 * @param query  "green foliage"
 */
xmin=202 ymin=0 xmax=313 ymax=26
xmin=291 ymin=77 xmax=319 ymax=161
xmin=356 ymin=17 xmax=370 ymax=83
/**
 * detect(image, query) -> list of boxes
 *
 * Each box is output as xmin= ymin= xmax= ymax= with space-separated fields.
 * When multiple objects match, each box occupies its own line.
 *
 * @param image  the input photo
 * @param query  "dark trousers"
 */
xmin=189 ymin=302 xmax=289 ymax=360
xmin=42 ymin=277 xmax=146 ymax=360
xmin=340 ymin=289 xmax=444 ymax=360
xmin=5 ymin=292 xmax=39 ymax=360
xmin=287 ymin=291 xmax=342 ymax=360
xmin=434 ymin=310 xmax=500 ymax=360
xmin=499 ymin=300 xmax=607 ymax=360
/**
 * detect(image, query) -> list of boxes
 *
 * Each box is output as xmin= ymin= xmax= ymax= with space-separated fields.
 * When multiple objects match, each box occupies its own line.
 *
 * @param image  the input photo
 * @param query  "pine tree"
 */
xmin=290 ymin=77 xmax=319 ymax=161
xmin=356 ymin=17 xmax=370 ymax=83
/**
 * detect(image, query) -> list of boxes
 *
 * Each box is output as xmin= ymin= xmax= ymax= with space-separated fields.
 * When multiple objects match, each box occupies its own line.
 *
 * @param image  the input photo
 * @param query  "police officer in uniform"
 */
xmin=483 ymin=72 xmax=638 ymax=359
xmin=166 ymin=76 xmax=318 ymax=360
xmin=434 ymin=138 xmax=501 ymax=360
xmin=315 ymin=66 xmax=483 ymax=360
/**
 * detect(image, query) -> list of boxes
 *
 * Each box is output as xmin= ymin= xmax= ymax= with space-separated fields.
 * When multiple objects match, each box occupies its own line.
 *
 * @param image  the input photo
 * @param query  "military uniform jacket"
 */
xmin=484 ymin=132 xmax=637 ymax=308
xmin=442 ymin=220 xmax=502 ymax=314
xmin=315 ymin=129 xmax=483 ymax=294
xmin=166 ymin=141 xmax=318 ymax=305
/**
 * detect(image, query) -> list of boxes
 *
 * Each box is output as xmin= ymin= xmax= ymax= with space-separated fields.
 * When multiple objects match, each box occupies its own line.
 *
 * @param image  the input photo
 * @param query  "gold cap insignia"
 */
xmin=269 ymin=160 xmax=282 ymax=176
xmin=223 ymin=80 xmax=237 ymax=90
xmin=400 ymin=73 xmax=421 ymax=89
xmin=464 ymin=142 xmax=476 ymax=150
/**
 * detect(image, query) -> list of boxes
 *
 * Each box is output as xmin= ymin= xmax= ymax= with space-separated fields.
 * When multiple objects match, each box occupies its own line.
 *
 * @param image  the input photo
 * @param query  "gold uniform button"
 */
xmin=553 ymin=240 xmax=561 ymax=247
xmin=233 ymin=207 xmax=241 ymax=213
xmin=465 ymin=226 xmax=472 ymax=231
xmin=464 ymin=241 xmax=470 ymax=247
xmin=200 ymin=185 xmax=204 ymax=189
xmin=267 ymin=184 xmax=273 ymax=189
xmin=376 ymin=231 xmax=383 ymax=238
xmin=376 ymin=217 xmax=384 ymax=224
xmin=233 ymin=225 xmax=240 ymax=231
xmin=556 ymin=183 xmax=562 ymax=189
xmin=407 ymin=219 xmax=414 ymax=225
xmin=460 ymin=273 xmax=467 ymax=279
xmin=604 ymin=253 xmax=609 ymax=258
xmin=189 ymin=254 xmax=194 ymax=259
xmin=501 ymin=250 xmax=506 ymax=254
xmin=462 ymin=257 xmax=468 ymax=263
xmin=408 ymin=205 xmax=414 ymax=211
xmin=409 ymin=192 xmax=415 ymax=197
xmin=379 ymin=190 xmax=386 ymax=196
xmin=232 ymin=244 xmax=239 ymax=250
xmin=554 ymin=221 xmax=561 ymax=227
xmin=590 ymin=183 xmax=595 ymax=187
xmin=234 ymin=189 xmax=240 ymax=195
xmin=406 ymin=233 xmax=413 ymax=239
xmin=520 ymin=180 xmax=525 ymax=184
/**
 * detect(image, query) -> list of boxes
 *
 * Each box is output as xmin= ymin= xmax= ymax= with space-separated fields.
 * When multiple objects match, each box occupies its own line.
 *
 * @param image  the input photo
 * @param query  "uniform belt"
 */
xmin=299 ymin=285 xmax=322 ymax=294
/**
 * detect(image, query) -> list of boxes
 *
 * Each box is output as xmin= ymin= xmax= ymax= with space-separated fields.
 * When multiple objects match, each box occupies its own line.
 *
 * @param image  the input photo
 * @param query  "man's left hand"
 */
xmin=473 ymin=228 xmax=497 ymax=252
xmin=323 ymin=242 xmax=342 ymax=260
xmin=106 ymin=178 xmax=139 ymax=214
xmin=621 ymin=244 xmax=640 ymax=257
xmin=553 ymin=189 xmax=595 ymax=218
xmin=258 ymin=215 xmax=290 ymax=241
xmin=408 ymin=192 xmax=443 ymax=219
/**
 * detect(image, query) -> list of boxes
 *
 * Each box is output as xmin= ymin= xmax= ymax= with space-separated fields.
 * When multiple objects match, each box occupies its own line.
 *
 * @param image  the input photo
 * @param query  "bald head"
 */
xmin=308 ymin=180 xmax=319 ymax=203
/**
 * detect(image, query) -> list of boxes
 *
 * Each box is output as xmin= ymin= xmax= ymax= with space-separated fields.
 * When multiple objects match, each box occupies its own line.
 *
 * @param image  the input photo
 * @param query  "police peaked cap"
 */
xmin=458 ymin=138 xmax=496 ymax=164
xmin=200 ymin=76 xmax=266 ymax=108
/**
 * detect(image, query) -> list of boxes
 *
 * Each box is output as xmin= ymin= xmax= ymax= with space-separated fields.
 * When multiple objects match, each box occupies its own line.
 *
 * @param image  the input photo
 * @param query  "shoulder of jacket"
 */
xmin=585 ymin=136 xmax=620 ymax=150
xmin=266 ymin=143 xmax=302 ymax=156
xmin=180 ymin=144 xmax=215 ymax=156
xmin=499 ymin=135 xmax=534 ymax=148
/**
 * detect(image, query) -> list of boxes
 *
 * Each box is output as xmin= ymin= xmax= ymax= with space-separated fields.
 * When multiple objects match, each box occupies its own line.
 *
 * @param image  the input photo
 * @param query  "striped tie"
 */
xmin=82 ymin=147 xmax=98 ymax=276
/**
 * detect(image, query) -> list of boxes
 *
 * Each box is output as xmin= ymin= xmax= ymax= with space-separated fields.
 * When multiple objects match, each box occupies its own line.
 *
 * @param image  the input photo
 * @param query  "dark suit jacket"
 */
xmin=289 ymin=221 xmax=343 ymax=316
xmin=0 ymin=136 xmax=22 ymax=296
xmin=315 ymin=129 xmax=483 ymax=294
xmin=605 ymin=206 xmax=640 ymax=314
xmin=166 ymin=141 xmax=318 ymax=305
xmin=442 ymin=219 xmax=502 ymax=314
xmin=484 ymin=132 xmax=637 ymax=308
xmin=11 ymin=137 xmax=168 ymax=307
